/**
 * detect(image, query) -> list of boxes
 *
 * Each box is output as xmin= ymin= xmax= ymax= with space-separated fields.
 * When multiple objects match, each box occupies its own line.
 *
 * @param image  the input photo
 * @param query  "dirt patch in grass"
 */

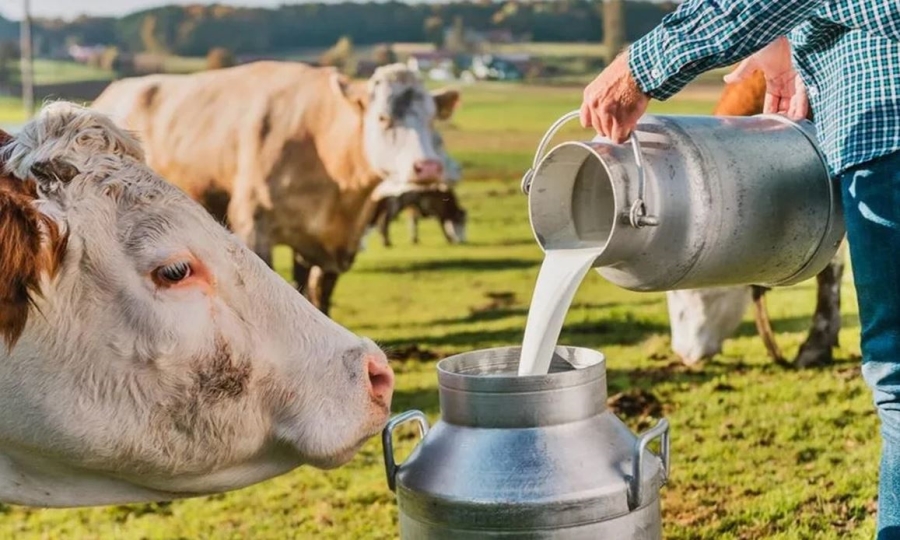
xmin=471 ymin=291 xmax=517 ymax=314
xmin=385 ymin=344 xmax=442 ymax=362
xmin=608 ymin=388 xmax=665 ymax=431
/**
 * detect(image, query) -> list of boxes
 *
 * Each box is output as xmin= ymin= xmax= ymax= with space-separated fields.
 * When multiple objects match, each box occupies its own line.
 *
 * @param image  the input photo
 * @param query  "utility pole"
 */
xmin=602 ymin=0 xmax=625 ymax=65
xmin=20 ymin=0 xmax=34 ymax=119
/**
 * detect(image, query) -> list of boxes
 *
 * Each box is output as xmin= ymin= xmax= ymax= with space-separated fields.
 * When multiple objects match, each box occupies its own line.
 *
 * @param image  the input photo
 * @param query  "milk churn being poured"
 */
xmin=382 ymin=346 xmax=670 ymax=539
xmin=520 ymin=111 xmax=845 ymax=292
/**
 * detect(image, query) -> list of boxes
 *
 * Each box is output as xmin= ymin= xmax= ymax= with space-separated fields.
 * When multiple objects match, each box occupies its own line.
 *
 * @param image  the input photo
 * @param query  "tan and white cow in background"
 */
xmin=0 ymin=102 xmax=393 ymax=507
xmin=91 ymin=61 xmax=460 ymax=316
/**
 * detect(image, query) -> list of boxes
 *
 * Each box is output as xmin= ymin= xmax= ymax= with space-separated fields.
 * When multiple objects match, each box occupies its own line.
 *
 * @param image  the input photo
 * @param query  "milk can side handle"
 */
xmin=381 ymin=410 xmax=430 ymax=492
xmin=627 ymin=131 xmax=659 ymax=229
xmin=627 ymin=417 xmax=670 ymax=511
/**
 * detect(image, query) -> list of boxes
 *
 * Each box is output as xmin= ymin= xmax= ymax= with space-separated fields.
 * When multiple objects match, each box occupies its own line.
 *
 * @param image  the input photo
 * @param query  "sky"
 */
xmin=0 ymin=0 xmax=290 ymax=20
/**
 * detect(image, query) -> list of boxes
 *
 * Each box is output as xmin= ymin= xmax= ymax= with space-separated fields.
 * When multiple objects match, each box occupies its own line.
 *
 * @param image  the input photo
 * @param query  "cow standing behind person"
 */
xmin=0 ymin=103 xmax=394 ymax=508
xmin=366 ymin=127 xmax=468 ymax=247
xmin=667 ymin=70 xmax=847 ymax=367
xmin=91 ymin=61 xmax=460 ymax=316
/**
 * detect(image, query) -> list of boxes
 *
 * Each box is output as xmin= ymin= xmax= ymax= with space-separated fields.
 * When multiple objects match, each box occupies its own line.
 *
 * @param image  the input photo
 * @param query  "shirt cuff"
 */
xmin=627 ymin=26 xmax=694 ymax=101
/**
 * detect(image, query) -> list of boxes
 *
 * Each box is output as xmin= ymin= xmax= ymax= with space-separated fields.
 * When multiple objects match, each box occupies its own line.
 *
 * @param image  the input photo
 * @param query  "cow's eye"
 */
xmin=154 ymin=261 xmax=192 ymax=284
xmin=379 ymin=114 xmax=393 ymax=128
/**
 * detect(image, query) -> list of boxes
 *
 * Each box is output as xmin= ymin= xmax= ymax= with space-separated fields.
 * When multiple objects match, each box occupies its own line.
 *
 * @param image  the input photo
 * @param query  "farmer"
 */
xmin=580 ymin=2 xmax=900 ymax=537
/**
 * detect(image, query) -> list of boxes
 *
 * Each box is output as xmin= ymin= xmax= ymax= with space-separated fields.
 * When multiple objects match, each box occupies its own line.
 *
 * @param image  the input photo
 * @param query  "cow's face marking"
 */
xmin=374 ymin=89 xmax=462 ymax=192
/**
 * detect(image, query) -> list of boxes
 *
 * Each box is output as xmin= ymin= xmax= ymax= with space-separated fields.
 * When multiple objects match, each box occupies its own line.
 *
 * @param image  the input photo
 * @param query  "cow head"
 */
xmin=0 ymin=102 xmax=394 ymax=507
xmin=666 ymin=288 xmax=751 ymax=364
xmin=335 ymin=64 xmax=461 ymax=185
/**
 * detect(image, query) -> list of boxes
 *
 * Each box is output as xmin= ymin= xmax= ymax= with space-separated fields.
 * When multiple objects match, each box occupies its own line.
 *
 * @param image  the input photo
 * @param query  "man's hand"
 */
xmin=580 ymin=50 xmax=651 ymax=143
xmin=723 ymin=36 xmax=809 ymax=120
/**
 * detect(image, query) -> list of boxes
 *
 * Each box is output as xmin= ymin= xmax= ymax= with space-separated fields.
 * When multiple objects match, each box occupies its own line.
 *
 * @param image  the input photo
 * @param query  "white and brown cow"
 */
xmin=366 ymin=125 xmax=468 ymax=248
xmin=668 ymin=70 xmax=846 ymax=368
xmin=90 ymin=61 xmax=460 ymax=316
xmin=0 ymin=102 xmax=394 ymax=507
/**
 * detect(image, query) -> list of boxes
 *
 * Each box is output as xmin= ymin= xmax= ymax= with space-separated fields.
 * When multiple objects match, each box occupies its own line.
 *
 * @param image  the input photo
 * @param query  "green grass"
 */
xmin=10 ymin=59 xmax=115 ymax=85
xmin=0 ymin=96 xmax=27 ymax=124
xmin=161 ymin=55 xmax=209 ymax=74
xmin=437 ymin=81 xmax=726 ymax=180
xmin=0 ymin=81 xmax=879 ymax=539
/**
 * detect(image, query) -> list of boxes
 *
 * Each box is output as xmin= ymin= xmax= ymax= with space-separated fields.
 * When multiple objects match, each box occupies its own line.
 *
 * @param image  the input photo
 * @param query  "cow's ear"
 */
xmin=431 ymin=89 xmax=460 ymax=120
xmin=30 ymin=158 xmax=81 ymax=191
xmin=0 ymin=174 xmax=66 ymax=349
xmin=330 ymin=71 xmax=369 ymax=111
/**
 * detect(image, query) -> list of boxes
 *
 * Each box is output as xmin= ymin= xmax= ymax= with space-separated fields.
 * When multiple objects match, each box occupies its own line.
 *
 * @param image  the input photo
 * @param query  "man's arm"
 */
xmin=629 ymin=0 xmax=824 ymax=100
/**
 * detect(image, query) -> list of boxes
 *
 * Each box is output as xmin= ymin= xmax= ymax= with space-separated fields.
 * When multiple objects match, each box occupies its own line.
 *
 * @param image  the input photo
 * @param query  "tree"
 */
xmin=445 ymin=15 xmax=466 ymax=54
xmin=140 ymin=15 xmax=167 ymax=54
xmin=206 ymin=47 xmax=236 ymax=70
xmin=319 ymin=36 xmax=355 ymax=75
xmin=372 ymin=43 xmax=397 ymax=66
xmin=424 ymin=16 xmax=444 ymax=49
xmin=99 ymin=46 xmax=120 ymax=71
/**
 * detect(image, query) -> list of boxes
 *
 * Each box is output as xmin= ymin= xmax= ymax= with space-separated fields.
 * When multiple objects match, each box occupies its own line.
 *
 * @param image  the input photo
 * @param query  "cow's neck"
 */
xmin=0 ymin=449 xmax=179 ymax=507
xmin=0 ymin=444 xmax=303 ymax=507
xmin=312 ymin=95 xmax=381 ymax=195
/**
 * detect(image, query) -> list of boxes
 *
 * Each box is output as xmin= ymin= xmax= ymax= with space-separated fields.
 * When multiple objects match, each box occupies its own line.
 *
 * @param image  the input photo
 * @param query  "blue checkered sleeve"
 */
xmin=628 ymin=0 xmax=824 ymax=100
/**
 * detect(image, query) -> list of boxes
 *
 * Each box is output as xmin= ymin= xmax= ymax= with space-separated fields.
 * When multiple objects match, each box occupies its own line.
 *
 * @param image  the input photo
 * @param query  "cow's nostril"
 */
xmin=366 ymin=355 xmax=394 ymax=403
xmin=413 ymin=160 xmax=443 ymax=179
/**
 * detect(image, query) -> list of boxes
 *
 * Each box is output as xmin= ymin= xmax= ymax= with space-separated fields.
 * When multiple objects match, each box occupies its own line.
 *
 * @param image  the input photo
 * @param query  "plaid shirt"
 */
xmin=628 ymin=1 xmax=900 ymax=176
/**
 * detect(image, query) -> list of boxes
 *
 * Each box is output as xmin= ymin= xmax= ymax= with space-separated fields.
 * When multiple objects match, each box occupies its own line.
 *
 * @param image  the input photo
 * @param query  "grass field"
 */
xmin=0 ymin=81 xmax=880 ymax=539
xmin=9 ymin=59 xmax=115 ymax=85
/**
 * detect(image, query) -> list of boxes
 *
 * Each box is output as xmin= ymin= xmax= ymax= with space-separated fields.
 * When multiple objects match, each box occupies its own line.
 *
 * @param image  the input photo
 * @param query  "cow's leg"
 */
xmin=292 ymin=255 xmax=312 ymax=296
xmin=794 ymin=243 xmax=847 ymax=368
xmin=378 ymin=198 xmax=400 ymax=248
xmin=409 ymin=207 xmax=422 ymax=244
xmin=227 ymin=199 xmax=274 ymax=267
xmin=750 ymin=285 xmax=787 ymax=365
xmin=440 ymin=218 xmax=456 ymax=243
xmin=307 ymin=267 xmax=340 ymax=317
xmin=252 ymin=235 xmax=274 ymax=268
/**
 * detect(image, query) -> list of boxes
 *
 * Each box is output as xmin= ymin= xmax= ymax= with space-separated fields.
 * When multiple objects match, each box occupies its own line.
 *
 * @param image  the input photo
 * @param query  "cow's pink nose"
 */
xmin=413 ymin=159 xmax=443 ymax=181
xmin=366 ymin=354 xmax=394 ymax=404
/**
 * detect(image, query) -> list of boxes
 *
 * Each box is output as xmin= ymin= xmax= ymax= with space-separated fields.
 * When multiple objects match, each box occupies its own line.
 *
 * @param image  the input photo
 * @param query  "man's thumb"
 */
xmin=723 ymin=59 xmax=756 ymax=85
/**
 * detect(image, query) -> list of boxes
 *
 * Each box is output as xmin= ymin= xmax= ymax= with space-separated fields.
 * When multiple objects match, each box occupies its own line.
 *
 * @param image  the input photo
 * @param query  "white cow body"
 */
xmin=667 ymin=287 xmax=752 ymax=364
xmin=0 ymin=103 xmax=394 ymax=507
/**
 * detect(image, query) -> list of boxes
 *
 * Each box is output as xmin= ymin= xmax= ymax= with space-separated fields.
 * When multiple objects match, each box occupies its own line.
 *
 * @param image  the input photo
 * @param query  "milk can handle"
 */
xmin=520 ymin=110 xmax=658 ymax=229
xmin=627 ymin=417 xmax=670 ymax=511
xmin=381 ymin=410 xmax=430 ymax=492
xmin=520 ymin=110 xmax=582 ymax=195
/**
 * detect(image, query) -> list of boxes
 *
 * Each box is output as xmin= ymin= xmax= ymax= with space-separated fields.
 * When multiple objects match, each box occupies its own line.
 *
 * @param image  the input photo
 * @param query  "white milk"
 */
xmin=518 ymin=248 xmax=601 ymax=376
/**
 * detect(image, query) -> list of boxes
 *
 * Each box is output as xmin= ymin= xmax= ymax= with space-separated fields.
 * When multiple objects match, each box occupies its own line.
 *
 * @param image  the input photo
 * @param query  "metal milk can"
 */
xmin=520 ymin=112 xmax=845 ymax=292
xmin=382 ymin=346 xmax=670 ymax=539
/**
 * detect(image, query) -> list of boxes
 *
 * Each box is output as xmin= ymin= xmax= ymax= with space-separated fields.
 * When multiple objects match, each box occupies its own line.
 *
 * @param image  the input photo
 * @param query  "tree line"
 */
xmin=0 ymin=1 xmax=678 ymax=58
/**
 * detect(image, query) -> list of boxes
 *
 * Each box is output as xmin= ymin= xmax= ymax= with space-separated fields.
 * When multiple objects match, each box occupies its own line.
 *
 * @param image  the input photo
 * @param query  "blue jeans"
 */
xmin=841 ymin=150 xmax=900 ymax=539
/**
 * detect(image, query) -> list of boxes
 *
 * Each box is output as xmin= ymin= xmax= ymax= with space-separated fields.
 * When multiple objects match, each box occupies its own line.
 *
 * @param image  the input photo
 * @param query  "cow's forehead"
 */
xmin=370 ymin=64 xmax=422 ymax=87
xmin=370 ymin=71 xmax=436 ymax=118
xmin=65 ymin=163 xmax=218 ymax=248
